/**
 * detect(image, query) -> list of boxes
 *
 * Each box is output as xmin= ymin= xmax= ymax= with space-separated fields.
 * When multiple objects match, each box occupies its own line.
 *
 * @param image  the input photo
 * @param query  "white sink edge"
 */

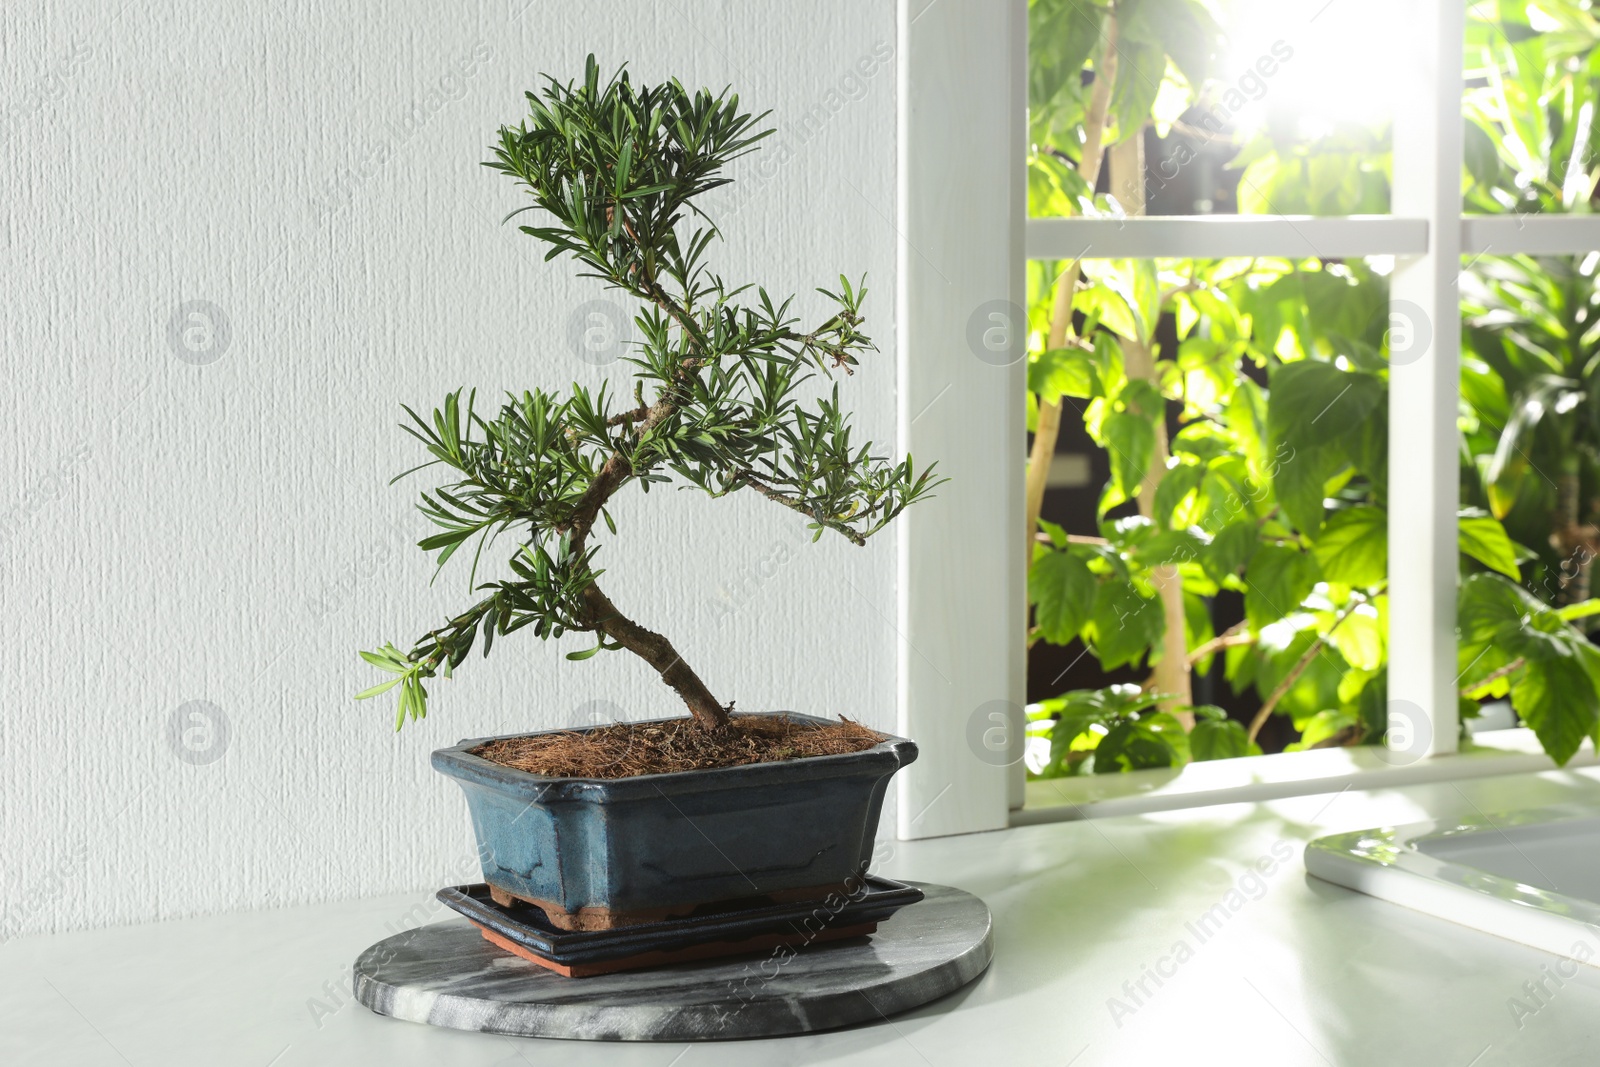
xmin=1305 ymin=804 xmax=1600 ymax=963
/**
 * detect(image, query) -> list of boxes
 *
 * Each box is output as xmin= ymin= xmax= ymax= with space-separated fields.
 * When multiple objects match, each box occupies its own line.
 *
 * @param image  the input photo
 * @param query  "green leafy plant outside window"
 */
xmin=1025 ymin=0 xmax=1600 ymax=774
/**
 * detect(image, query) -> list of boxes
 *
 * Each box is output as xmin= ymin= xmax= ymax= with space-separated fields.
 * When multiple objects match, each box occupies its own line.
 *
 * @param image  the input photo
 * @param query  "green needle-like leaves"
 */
xmin=358 ymin=57 xmax=943 ymax=729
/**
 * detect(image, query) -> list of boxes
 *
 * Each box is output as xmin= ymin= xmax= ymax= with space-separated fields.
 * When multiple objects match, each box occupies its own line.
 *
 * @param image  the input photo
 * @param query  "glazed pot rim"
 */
xmin=431 ymin=710 xmax=917 ymax=799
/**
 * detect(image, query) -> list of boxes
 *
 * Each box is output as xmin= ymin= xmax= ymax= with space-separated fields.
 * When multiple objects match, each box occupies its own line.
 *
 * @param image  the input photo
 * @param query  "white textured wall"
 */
xmin=0 ymin=0 xmax=900 ymax=937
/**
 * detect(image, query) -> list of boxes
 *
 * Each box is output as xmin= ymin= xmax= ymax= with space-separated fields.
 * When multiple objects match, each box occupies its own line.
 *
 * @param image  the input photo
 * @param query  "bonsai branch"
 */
xmin=549 ymin=281 xmax=869 ymax=725
xmin=581 ymin=582 xmax=731 ymax=731
xmin=564 ymin=451 xmax=636 ymax=556
xmin=734 ymin=470 xmax=868 ymax=546
xmin=606 ymin=405 xmax=651 ymax=427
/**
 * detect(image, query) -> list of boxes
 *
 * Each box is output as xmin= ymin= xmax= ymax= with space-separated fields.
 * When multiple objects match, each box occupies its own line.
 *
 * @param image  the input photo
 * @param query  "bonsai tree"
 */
xmin=357 ymin=57 xmax=940 ymax=737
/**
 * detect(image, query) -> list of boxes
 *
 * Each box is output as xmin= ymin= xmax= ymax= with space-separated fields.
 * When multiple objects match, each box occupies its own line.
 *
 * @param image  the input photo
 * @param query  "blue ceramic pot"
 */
xmin=432 ymin=712 xmax=917 ymax=930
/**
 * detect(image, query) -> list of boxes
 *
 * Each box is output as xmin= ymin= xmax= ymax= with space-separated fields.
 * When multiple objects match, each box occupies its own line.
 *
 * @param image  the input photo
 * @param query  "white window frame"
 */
xmin=895 ymin=0 xmax=1600 ymax=839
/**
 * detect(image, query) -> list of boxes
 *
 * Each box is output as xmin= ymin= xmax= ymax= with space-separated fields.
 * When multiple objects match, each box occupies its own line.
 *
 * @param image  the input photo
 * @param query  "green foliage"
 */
xmin=1022 ymin=0 xmax=1600 ymax=773
xmin=1024 ymin=244 xmax=1600 ymax=770
xmin=1025 ymin=253 xmax=1407 ymax=764
xmin=1457 ymin=509 xmax=1522 ymax=580
xmin=358 ymin=58 xmax=941 ymax=728
xmin=1461 ymin=254 xmax=1600 ymax=593
xmin=1312 ymin=507 xmax=1387 ymax=588
xmin=1244 ymin=544 xmax=1321 ymax=631
xmin=1464 ymin=3 xmax=1600 ymax=215
xmin=1189 ymin=705 xmax=1256 ymax=761
xmin=1029 ymin=548 xmax=1097 ymax=644
xmin=1026 ymin=0 xmax=1221 ymax=215
xmin=1458 ymin=573 xmax=1600 ymax=764
xmin=1232 ymin=128 xmax=1390 ymax=215
xmin=1029 ymin=688 xmax=1258 ymax=776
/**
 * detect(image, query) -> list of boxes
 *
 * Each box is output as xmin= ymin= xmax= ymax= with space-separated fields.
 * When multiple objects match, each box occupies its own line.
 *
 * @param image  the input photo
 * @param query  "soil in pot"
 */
xmin=471 ymin=714 xmax=883 ymax=779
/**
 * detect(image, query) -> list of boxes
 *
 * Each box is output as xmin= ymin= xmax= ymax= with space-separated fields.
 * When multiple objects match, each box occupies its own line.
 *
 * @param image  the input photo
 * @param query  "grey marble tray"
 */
xmin=353 ymin=881 xmax=992 ymax=1041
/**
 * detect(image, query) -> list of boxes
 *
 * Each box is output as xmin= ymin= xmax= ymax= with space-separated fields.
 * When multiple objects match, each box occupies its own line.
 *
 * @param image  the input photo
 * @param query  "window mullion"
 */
xmin=1024 ymin=215 xmax=1429 ymax=259
xmin=895 ymin=0 xmax=1023 ymax=838
xmin=1461 ymin=214 xmax=1600 ymax=255
xmin=1388 ymin=0 xmax=1466 ymax=760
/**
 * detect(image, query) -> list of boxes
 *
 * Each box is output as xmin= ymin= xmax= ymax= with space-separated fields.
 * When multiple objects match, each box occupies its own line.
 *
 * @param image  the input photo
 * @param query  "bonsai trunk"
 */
xmin=561 ymin=364 xmax=733 ymax=732
xmin=582 ymin=582 xmax=731 ymax=732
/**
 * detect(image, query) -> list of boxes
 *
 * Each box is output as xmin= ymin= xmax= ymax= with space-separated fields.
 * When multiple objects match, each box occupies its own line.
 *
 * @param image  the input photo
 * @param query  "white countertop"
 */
xmin=10 ymin=765 xmax=1600 ymax=1066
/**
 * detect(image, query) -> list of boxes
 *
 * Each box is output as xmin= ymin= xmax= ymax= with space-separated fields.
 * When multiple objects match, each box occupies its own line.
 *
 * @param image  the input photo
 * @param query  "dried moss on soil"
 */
xmin=472 ymin=714 xmax=884 ymax=779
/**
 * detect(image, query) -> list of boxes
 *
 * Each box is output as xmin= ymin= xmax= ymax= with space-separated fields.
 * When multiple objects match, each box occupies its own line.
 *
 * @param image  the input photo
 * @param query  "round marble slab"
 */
xmin=353 ymin=882 xmax=991 ymax=1041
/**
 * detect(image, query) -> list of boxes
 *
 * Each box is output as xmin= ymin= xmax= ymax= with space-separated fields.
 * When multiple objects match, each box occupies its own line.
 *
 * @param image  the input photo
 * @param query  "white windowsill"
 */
xmin=1012 ymin=727 xmax=1600 ymax=825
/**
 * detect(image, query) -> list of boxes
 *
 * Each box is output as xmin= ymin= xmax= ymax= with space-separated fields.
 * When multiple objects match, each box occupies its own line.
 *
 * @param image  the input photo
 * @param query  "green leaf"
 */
xmin=1039 ymin=684 xmax=1167 ymax=774
xmin=1091 ymin=331 xmax=1126 ymax=395
xmin=1202 ymin=520 xmax=1259 ymax=585
xmin=1510 ymin=657 xmax=1599 ymax=767
xmin=1191 ymin=716 xmax=1254 ymax=761
xmin=1047 ymin=710 xmax=1101 ymax=775
xmin=1130 ymin=260 xmax=1160 ymax=345
xmin=1271 ymin=444 xmax=1341 ymax=539
xmin=565 ymin=643 xmax=604 ymax=661
xmin=1094 ymin=712 xmax=1189 ymax=773
xmin=1131 ymin=0 xmax=1221 ymax=91
xmin=1458 ymin=571 xmax=1534 ymax=643
xmin=1184 ymin=589 xmax=1215 ymax=673
xmin=1463 ymin=117 xmax=1502 ymax=189
xmin=1029 ymin=151 xmax=1094 ymax=217
xmin=1312 ymin=506 xmax=1387 ymax=587
xmin=1264 ymin=360 xmax=1384 ymax=538
xmin=1152 ymin=460 xmax=1204 ymax=527
xmin=1089 ymin=580 xmax=1165 ymax=670
xmin=1458 ymin=511 xmax=1521 ymax=579
xmin=1118 ymin=377 xmax=1165 ymax=422
xmin=1038 ymin=517 xmax=1071 ymax=549
xmin=1328 ymin=608 xmax=1384 ymax=673
xmin=1028 ymin=0 xmax=1103 ymax=111
xmin=1485 ymin=376 xmax=1580 ymax=517
xmin=1340 ymin=392 xmax=1388 ymax=493
xmin=1103 ymin=410 xmax=1156 ymax=501
xmin=1029 ymin=346 xmax=1103 ymax=402
xmin=1106 ymin=40 xmax=1165 ymax=148
xmin=1353 ymin=668 xmax=1386 ymax=739
xmin=1245 ymin=544 xmax=1320 ymax=630
xmin=1557 ymin=600 xmax=1600 ymax=622
xmin=1131 ymin=528 xmax=1205 ymax=568
xmin=1030 ymin=550 xmax=1097 ymax=645
xmin=1267 ymin=361 xmax=1385 ymax=449
xmin=1102 ymin=514 xmax=1156 ymax=551
xmin=1458 ymin=572 xmax=1574 ymax=665
xmin=1078 ymin=283 xmax=1140 ymax=342
xmin=1292 ymin=708 xmax=1358 ymax=750
xmin=418 ymin=527 xmax=475 ymax=552
xmin=1036 ymin=683 xmax=1166 ymax=722
xmin=359 ymin=649 xmax=405 ymax=672
xmin=354 ymin=677 xmax=404 ymax=700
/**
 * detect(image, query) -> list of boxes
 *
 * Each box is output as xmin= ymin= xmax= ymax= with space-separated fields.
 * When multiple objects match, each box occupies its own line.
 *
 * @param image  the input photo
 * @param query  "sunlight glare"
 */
xmin=1211 ymin=0 xmax=1398 ymax=136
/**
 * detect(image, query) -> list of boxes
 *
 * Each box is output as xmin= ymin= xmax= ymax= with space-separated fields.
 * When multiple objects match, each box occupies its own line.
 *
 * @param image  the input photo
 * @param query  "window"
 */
xmin=896 ymin=0 xmax=1600 ymax=838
